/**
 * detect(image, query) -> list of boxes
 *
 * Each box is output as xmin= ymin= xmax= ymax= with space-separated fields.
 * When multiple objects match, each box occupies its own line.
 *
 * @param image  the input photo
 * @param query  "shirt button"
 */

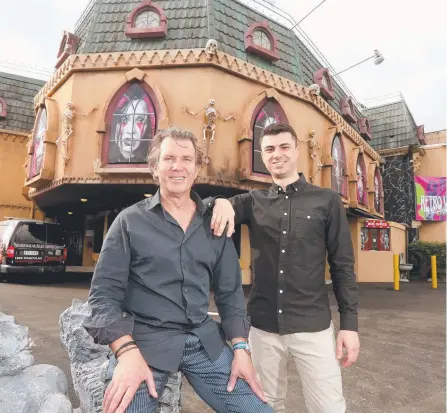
xmin=281 ymin=249 xmax=285 ymax=253
xmin=184 ymin=288 xmax=188 ymax=292
xmin=279 ymin=290 xmax=283 ymax=293
xmin=280 ymin=270 xmax=284 ymax=274
xmin=283 ymin=231 xmax=286 ymax=234
xmin=278 ymin=310 xmax=283 ymax=314
xmin=285 ymin=196 xmax=289 ymax=199
xmin=307 ymin=215 xmax=311 ymax=219
xmin=284 ymin=212 xmax=287 ymax=216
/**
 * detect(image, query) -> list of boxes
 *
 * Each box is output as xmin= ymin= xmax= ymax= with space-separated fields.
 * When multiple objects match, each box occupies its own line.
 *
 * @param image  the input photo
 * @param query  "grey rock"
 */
xmin=60 ymin=299 xmax=110 ymax=413
xmin=0 ymin=312 xmax=34 ymax=376
xmin=0 ymin=364 xmax=69 ymax=413
xmin=60 ymin=299 xmax=183 ymax=413
xmin=158 ymin=372 xmax=183 ymax=413
xmin=38 ymin=393 xmax=73 ymax=413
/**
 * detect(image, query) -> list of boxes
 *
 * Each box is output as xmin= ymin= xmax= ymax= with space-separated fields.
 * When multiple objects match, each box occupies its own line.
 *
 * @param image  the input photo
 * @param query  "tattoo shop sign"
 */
xmin=415 ymin=176 xmax=446 ymax=221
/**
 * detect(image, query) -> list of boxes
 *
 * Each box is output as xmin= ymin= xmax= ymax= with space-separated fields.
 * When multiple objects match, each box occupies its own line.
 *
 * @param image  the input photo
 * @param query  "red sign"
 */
xmin=364 ymin=220 xmax=389 ymax=229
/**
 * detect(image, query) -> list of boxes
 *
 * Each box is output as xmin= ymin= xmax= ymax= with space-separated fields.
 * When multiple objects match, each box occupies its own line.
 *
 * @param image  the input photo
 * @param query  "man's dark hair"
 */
xmin=260 ymin=123 xmax=298 ymax=146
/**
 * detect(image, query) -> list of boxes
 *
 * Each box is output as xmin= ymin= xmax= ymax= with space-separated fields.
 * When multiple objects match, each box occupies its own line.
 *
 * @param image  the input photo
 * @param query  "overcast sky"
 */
xmin=0 ymin=0 xmax=445 ymax=132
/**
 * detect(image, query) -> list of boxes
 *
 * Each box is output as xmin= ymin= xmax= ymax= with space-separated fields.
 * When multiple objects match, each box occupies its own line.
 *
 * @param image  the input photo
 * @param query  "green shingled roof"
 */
xmin=211 ymin=0 xmax=303 ymax=84
xmin=74 ymin=0 xmax=362 ymax=124
xmin=0 ymin=72 xmax=45 ymax=133
xmin=73 ymin=0 xmax=323 ymax=85
xmin=77 ymin=0 xmax=210 ymax=54
xmin=364 ymin=100 xmax=419 ymax=150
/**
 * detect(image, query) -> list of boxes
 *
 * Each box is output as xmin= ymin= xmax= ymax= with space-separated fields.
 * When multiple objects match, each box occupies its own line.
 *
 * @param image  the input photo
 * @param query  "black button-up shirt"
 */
xmin=84 ymin=190 xmax=249 ymax=372
xmin=213 ymin=174 xmax=358 ymax=335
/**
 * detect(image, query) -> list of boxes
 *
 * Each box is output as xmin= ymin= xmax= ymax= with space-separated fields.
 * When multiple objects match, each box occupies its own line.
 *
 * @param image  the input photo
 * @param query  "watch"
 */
xmin=232 ymin=341 xmax=251 ymax=355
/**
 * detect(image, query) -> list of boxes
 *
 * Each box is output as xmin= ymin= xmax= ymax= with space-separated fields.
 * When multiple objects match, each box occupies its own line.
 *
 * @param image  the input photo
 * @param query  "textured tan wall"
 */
xmin=0 ymin=133 xmax=32 ymax=221
xmin=41 ymin=67 xmax=379 ymax=188
xmin=419 ymin=145 xmax=446 ymax=177
xmin=420 ymin=222 xmax=446 ymax=243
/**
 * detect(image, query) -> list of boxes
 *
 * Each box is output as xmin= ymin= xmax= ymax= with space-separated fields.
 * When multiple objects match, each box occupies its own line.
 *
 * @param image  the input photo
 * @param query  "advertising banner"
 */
xmin=414 ymin=176 xmax=446 ymax=221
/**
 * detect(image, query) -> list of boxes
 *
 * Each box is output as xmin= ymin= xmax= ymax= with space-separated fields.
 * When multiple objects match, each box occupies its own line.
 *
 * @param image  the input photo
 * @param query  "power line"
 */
xmin=0 ymin=60 xmax=53 ymax=78
xmin=292 ymin=0 xmax=328 ymax=29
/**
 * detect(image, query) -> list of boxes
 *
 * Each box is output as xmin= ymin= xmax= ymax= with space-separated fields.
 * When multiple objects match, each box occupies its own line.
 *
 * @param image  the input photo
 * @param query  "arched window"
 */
xmin=252 ymin=99 xmax=288 ymax=174
xmin=29 ymin=108 xmax=47 ymax=179
xmin=135 ymin=10 xmax=160 ymax=28
xmin=356 ymin=154 xmax=367 ymax=206
xmin=331 ymin=134 xmax=348 ymax=197
xmin=253 ymin=29 xmax=272 ymax=50
xmin=374 ymin=167 xmax=383 ymax=213
xmin=103 ymin=82 xmax=157 ymax=165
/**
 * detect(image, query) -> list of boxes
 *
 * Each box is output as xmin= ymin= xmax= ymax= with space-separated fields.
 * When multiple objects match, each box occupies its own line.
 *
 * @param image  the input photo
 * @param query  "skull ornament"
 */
xmin=206 ymin=39 xmax=218 ymax=58
xmin=309 ymin=84 xmax=321 ymax=96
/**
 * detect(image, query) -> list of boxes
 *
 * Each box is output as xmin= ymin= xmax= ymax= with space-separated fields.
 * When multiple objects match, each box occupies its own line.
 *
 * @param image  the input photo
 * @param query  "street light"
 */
xmin=334 ymin=50 xmax=385 ymax=76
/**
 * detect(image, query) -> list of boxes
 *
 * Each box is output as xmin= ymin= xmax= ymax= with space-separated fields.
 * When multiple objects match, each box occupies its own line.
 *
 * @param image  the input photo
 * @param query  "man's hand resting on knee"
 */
xmin=104 ymin=347 xmax=158 ymax=413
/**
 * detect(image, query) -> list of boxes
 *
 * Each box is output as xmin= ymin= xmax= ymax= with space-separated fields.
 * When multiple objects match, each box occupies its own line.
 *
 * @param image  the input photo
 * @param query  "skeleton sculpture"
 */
xmin=56 ymin=102 xmax=97 ymax=165
xmin=205 ymin=39 xmax=218 ymax=60
xmin=185 ymin=99 xmax=235 ymax=163
xmin=306 ymin=130 xmax=323 ymax=182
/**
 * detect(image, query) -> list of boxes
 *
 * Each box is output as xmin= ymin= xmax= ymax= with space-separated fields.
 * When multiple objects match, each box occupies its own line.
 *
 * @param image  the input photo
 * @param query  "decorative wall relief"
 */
xmin=56 ymin=102 xmax=97 ymax=165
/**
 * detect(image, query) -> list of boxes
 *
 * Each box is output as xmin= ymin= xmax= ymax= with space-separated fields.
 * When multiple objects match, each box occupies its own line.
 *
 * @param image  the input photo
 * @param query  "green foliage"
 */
xmin=408 ymin=241 xmax=446 ymax=276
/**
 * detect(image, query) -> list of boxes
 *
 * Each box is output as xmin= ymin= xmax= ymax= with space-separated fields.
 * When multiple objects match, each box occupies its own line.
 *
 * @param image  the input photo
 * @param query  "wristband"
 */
xmin=116 ymin=346 xmax=138 ymax=359
xmin=114 ymin=340 xmax=136 ymax=358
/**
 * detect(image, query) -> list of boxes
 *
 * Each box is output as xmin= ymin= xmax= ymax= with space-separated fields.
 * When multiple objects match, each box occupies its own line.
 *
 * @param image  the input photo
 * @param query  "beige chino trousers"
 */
xmin=249 ymin=324 xmax=346 ymax=413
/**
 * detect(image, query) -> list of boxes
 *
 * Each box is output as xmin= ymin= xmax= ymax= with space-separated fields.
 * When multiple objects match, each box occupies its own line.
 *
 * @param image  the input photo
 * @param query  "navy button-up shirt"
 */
xmin=84 ymin=190 xmax=249 ymax=372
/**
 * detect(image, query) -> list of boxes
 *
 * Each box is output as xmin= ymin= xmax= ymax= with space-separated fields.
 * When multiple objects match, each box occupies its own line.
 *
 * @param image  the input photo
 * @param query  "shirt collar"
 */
xmin=146 ymin=188 xmax=207 ymax=216
xmin=270 ymin=173 xmax=307 ymax=194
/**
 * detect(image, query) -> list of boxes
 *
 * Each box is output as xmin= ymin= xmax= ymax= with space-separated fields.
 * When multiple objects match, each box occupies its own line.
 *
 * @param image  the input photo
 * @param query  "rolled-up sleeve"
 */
xmin=83 ymin=214 xmax=134 ymax=344
xmin=212 ymin=236 xmax=250 ymax=340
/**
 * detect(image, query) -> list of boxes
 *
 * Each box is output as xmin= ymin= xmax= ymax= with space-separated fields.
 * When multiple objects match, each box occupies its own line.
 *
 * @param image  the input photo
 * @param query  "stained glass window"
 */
xmin=29 ymin=108 xmax=47 ymax=179
xmin=331 ymin=135 xmax=348 ymax=197
xmin=374 ymin=167 xmax=383 ymax=213
xmin=106 ymin=83 xmax=156 ymax=164
xmin=252 ymin=99 xmax=288 ymax=174
xmin=356 ymin=154 xmax=367 ymax=205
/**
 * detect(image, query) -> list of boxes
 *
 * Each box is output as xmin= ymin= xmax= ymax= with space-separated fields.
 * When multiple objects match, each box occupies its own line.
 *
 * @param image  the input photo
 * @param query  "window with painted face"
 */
xmin=108 ymin=83 xmax=156 ymax=163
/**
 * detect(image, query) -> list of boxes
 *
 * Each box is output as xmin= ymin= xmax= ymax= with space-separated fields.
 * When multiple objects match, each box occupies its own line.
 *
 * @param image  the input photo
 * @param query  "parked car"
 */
xmin=0 ymin=219 xmax=67 ymax=279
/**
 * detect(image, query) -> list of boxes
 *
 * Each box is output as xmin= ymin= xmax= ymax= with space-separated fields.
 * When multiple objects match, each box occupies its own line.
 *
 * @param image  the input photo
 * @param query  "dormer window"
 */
xmin=358 ymin=118 xmax=372 ymax=140
xmin=340 ymin=97 xmax=357 ymax=124
xmin=125 ymin=0 xmax=167 ymax=39
xmin=0 ymin=97 xmax=7 ymax=118
xmin=245 ymin=22 xmax=279 ymax=61
xmin=313 ymin=68 xmax=335 ymax=100
xmin=55 ymin=31 xmax=79 ymax=69
xmin=135 ymin=10 xmax=160 ymax=28
xmin=253 ymin=29 xmax=272 ymax=50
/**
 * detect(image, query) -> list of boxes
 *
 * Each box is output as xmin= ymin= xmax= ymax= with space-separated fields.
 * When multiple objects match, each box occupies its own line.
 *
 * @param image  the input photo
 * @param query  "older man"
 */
xmin=84 ymin=126 xmax=272 ymax=413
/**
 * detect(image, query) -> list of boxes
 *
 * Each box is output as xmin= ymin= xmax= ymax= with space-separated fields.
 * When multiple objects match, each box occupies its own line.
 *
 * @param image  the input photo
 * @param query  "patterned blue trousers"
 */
xmin=105 ymin=334 xmax=273 ymax=413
